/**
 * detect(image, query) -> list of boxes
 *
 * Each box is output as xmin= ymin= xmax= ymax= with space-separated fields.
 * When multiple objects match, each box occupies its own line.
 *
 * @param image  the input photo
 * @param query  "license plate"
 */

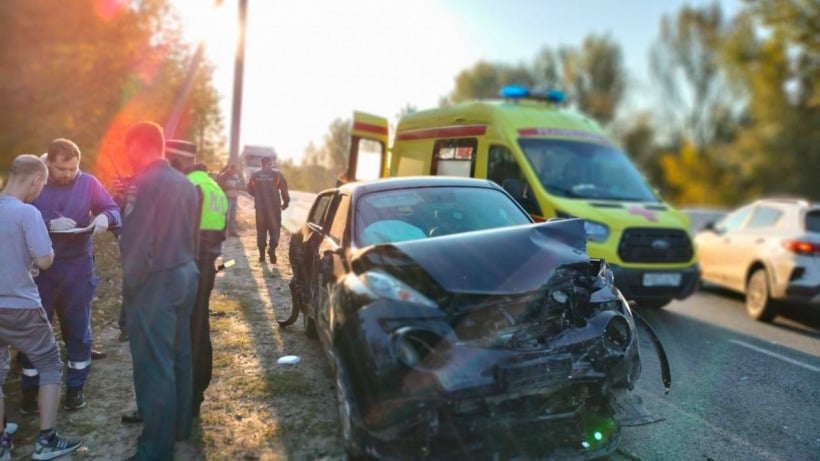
xmin=643 ymin=272 xmax=682 ymax=287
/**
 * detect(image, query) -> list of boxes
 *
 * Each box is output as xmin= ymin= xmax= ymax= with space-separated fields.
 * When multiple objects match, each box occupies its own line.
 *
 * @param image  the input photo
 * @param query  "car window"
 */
xmin=716 ymin=205 xmax=753 ymax=232
xmin=308 ymin=193 xmax=334 ymax=228
xmin=746 ymin=206 xmax=783 ymax=229
xmin=354 ymin=186 xmax=531 ymax=246
xmin=328 ymin=194 xmax=350 ymax=243
xmin=805 ymin=210 xmax=820 ymax=233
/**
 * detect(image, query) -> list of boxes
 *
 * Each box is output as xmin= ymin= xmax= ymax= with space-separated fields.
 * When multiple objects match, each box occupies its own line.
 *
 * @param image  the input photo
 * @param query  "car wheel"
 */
xmin=334 ymin=358 xmax=367 ymax=459
xmin=746 ymin=268 xmax=777 ymax=322
xmin=635 ymin=299 xmax=670 ymax=309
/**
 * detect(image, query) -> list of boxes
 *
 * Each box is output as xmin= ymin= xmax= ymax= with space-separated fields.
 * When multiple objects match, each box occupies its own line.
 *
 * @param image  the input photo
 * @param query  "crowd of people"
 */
xmin=0 ymin=121 xmax=290 ymax=460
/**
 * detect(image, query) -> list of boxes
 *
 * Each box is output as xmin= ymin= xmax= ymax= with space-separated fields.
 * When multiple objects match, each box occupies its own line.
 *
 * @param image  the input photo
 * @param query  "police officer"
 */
xmin=167 ymin=143 xmax=228 ymax=417
xmin=247 ymin=156 xmax=289 ymax=263
xmin=20 ymin=138 xmax=121 ymax=413
xmin=121 ymin=122 xmax=199 ymax=461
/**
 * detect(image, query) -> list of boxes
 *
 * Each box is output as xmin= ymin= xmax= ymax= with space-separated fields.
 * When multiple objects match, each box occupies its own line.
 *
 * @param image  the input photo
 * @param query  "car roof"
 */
xmin=336 ymin=176 xmax=503 ymax=195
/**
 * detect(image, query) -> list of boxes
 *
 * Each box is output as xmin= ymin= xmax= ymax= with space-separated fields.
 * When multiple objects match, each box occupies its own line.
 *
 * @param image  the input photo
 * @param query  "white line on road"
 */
xmin=729 ymin=339 xmax=820 ymax=373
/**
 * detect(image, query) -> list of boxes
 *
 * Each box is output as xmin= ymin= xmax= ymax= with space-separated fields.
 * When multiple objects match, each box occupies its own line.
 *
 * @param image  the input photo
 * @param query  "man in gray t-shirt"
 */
xmin=0 ymin=154 xmax=82 ymax=459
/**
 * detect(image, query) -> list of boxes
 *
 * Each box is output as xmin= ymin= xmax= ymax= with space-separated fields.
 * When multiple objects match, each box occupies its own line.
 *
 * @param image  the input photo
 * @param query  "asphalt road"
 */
xmin=616 ymin=289 xmax=820 ymax=461
xmin=280 ymin=191 xmax=820 ymax=461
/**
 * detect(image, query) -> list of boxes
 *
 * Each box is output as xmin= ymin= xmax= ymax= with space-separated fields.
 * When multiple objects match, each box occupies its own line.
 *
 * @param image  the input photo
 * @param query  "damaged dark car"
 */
xmin=288 ymin=176 xmax=668 ymax=460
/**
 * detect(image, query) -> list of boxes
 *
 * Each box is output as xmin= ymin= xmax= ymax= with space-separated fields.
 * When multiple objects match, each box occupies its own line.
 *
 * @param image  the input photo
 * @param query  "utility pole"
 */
xmin=228 ymin=0 xmax=248 ymax=166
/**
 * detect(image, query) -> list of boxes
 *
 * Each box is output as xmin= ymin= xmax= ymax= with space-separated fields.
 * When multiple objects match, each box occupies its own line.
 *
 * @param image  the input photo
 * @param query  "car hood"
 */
xmin=354 ymin=218 xmax=589 ymax=294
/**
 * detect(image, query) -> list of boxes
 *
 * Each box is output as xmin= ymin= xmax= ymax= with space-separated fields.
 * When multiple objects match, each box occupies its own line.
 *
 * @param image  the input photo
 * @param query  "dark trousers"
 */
xmin=191 ymin=255 xmax=216 ymax=415
xmin=255 ymin=208 xmax=282 ymax=253
xmin=21 ymin=255 xmax=96 ymax=389
xmin=125 ymin=261 xmax=198 ymax=461
xmin=226 ymin=197 xmax=238 ymax=234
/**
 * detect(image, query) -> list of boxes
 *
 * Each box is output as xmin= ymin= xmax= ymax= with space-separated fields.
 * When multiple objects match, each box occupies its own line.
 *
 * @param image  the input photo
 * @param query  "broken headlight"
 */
xmin=359 ymin=271 xmax=437 ymax=308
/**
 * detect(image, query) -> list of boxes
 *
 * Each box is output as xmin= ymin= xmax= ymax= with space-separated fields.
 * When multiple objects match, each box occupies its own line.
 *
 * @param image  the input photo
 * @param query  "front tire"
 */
xmin=746 ymin=268 xmax=777 ymax=322
xmin=335 ymin=358 xmax=367 ymax=459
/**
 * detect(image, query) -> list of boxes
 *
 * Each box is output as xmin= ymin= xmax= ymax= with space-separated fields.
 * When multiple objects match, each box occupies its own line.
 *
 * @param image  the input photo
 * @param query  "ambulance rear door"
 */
xmin=346 ymin=111 xmax=389 ymax=182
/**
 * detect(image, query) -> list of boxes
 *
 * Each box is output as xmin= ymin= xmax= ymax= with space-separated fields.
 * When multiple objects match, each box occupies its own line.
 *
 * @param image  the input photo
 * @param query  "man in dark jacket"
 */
xmin=120 ymin=121 xmax=199 ymax=461
xmin=247 ymin=157 xmax=289 ymax=263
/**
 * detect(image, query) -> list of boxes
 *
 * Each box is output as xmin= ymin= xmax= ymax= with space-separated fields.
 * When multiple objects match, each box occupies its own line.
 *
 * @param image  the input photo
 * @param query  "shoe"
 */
xmin=120 ymin=410 xmax=143 ymax=424
xmin=0 ymin=431 xmax=11 ymax=461
xmin=20 ymin=388 xmax=38 ymax=415
xmin=32 ymin=431 xmax=82 ymax=460
xmin=118 ymin=330 xmax=129 ymax=342
xmin=63 ymin=387 xmax=86 ymax=411
xmin=91 ymin=349 xmax=107 ymax=360
xmin=268 ymin=250 xmax=277 ymax=264
xmin=258 ymin=253 xmax=266 ymax=263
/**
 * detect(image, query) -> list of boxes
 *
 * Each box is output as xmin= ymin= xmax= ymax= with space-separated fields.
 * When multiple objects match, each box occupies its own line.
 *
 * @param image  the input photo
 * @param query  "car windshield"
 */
xmin=518 ymin=138 xmax=658 ymax=202
xmin=354 ymin=186 xmax=531 ymax=246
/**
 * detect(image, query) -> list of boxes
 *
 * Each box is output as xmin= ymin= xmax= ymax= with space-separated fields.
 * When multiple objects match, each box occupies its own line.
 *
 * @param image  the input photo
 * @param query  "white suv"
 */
xmin=694 ymin=198 xmax=820 ymax=321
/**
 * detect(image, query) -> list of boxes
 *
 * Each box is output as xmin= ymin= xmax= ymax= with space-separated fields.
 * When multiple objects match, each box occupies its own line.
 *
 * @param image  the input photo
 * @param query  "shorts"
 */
xmin=0 ymin=307 xmax=63 ymax=397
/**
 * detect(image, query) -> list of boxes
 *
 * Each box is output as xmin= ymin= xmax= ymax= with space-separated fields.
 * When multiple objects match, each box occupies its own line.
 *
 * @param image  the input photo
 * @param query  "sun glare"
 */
xmin=178 ymin=1 xmax=237 ymax=54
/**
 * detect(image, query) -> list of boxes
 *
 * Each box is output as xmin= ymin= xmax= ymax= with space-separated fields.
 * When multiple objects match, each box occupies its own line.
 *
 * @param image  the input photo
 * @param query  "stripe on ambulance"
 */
xmin=395 ymin=124 xmax=487 ymax=141
xmin=352 ymin=121 xmax=389 ymax=136
xmin=517 ymin=127 xmax=611 ymax=144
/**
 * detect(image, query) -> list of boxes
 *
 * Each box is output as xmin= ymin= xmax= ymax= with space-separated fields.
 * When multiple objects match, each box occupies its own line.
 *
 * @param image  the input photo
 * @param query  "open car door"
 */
xmin=345 ymin=111 xmax=389 ymax=183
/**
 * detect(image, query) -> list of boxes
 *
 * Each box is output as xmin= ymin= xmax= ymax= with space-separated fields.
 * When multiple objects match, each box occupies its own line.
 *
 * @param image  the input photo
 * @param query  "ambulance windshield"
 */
xmin=519 ymin=138 xmax=658 ymax=202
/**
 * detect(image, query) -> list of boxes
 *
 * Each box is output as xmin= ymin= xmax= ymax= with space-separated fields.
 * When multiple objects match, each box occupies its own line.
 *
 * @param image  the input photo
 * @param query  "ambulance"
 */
xmin=345 ymin=85 xmax=699 ymax=309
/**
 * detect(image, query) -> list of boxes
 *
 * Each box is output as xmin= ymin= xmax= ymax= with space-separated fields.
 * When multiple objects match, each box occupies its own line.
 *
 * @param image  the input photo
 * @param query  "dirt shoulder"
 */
xmin=6 ymin=194 xmax=344 ymax=460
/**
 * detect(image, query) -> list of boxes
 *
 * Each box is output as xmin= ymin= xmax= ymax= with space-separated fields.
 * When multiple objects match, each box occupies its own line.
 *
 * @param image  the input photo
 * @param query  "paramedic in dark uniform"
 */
xmin=120 ymin=121 xmax=199 ymax=461
xmin=19 ymin=138 xmax=121 ymax=413
xmin=167 ymin=148 xmax=228 ymax=418
xmin=247 ymin=156 xmax=289 ymax=263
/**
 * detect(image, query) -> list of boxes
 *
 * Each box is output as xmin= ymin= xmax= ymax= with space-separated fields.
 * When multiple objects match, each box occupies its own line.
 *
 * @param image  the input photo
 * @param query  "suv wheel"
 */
xmin=746 ymin=268 xmax=777 ymax=322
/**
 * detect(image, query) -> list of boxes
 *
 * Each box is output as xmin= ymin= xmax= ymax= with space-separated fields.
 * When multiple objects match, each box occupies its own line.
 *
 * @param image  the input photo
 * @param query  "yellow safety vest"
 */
xmin=187 ymin=170 xmax=228 ymax=231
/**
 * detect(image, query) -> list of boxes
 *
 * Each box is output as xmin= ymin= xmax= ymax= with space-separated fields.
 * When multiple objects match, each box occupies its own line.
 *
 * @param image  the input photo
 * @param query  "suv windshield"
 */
xmin=519 ymin=138 xmax=658 ymax=202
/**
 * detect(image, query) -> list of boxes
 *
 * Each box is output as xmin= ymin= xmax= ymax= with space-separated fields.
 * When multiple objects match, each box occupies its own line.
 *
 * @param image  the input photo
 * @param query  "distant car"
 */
xmin=694 ymin=198 xmax=820 ymax=321
xmin=288 ymin=176 xmax=665 ymax=460
xmin=681 ymin=207 xmax=727 ymax=235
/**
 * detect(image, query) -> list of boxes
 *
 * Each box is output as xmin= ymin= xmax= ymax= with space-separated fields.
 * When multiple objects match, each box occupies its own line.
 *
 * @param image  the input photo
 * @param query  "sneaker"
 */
xmin=0 ymin=432 xmax=11 ymax=461
xmin=20 ymin=388 xmax=38 ymax=415
xmin=63 ymin=387 xmax=86 ymax=411
xmin=32 ymin=431 xmax=82 ymax=461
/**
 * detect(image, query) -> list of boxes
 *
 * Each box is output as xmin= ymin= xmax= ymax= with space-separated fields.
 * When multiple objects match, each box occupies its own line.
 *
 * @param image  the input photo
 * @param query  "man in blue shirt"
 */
xmin=19 ymin=139 xmax=121 ymax=413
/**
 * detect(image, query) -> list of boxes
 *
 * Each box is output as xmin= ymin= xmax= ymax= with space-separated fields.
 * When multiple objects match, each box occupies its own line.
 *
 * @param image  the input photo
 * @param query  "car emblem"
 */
xmin=651 ymin=239 xmax=671 ymax=251
xmin=627 ymin=206 xmax=658 ymax=222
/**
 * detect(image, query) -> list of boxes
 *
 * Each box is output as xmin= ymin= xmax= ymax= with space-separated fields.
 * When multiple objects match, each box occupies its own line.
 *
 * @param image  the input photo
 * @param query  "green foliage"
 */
xmin=0 ymin=0 xmax=225 ymax=184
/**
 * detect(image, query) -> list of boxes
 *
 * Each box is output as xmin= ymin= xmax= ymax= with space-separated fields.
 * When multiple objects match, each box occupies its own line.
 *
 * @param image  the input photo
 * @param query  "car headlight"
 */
xmin=584 ymin=220 xmax=610 ymax=242
xmin=359 ymin=271 xmax=437 ymax=308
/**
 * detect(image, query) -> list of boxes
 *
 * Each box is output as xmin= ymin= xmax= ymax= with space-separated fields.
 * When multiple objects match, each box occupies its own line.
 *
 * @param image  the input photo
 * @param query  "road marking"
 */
xmin=729 ymin=339 xmax=820 ymax=373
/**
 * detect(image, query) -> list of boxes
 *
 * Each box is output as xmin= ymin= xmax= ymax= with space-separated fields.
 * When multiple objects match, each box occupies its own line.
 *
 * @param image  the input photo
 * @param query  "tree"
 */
xmin=649 ymin=2 xmax=738 ymax=151
xmin=717 ymin=1 xmax=820 ymax=199
xmin=0 ymin=0 xmax=225 ymax=182
xmin=444 ymin=61 xmax=534 ymax=105
xmin=564 ymin=34 xmax=626 ymax=125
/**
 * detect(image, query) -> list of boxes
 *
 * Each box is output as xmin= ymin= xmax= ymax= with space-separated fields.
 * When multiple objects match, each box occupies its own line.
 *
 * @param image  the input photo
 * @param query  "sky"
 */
xmin=171 ymin=0 xmax=742 ymax=165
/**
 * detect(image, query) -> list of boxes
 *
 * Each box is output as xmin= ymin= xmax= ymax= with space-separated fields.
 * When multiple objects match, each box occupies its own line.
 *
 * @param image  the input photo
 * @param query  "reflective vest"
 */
xmin=187 ymin=170 xmax=228 ymax=231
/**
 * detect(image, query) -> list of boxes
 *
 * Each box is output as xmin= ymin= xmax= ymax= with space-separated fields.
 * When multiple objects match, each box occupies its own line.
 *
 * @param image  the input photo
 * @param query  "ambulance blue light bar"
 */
xmin=499 ymin=85 xmax=565 ymax=104
xmin=500 ymin=85 xmax=530 ymax=98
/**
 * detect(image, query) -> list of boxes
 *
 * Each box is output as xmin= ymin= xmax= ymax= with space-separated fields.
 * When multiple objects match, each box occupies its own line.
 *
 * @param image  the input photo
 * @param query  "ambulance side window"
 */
xmin=488 ymin=145 xmax=542 ymax=216
xmin=431 ymin=139 xmax=476 ymax=177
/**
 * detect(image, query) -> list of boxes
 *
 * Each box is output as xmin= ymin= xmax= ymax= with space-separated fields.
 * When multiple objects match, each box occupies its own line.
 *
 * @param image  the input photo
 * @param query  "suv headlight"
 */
xmin=359 ymin=271 xmax=437 ymax=308
xmin=584 ymin=220 xmax=610 ymax=243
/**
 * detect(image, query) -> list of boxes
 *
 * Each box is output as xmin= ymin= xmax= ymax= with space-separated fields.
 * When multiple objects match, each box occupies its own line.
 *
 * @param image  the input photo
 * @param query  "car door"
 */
xmin=698 ymin=205 xmax=753 ymax=286
xmin=315 ymin=193 xmax=351 ymax=355
xmin=300 ymin=191 xmax=336 ymax=317
xmin=735 ymin=205 xmax=785 ymax=290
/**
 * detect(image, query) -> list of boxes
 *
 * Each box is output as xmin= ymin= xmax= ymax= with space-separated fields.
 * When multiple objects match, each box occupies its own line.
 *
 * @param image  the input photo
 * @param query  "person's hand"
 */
xmin=282 ymin=203 xmax=289 ymax=210
xmin=49 ymin=216 xmax=77 ymax=231
xmin=92 ymin=214 xmax=109 ymax=236
xmin=30 ymin=266 xmax=40 ymax=278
